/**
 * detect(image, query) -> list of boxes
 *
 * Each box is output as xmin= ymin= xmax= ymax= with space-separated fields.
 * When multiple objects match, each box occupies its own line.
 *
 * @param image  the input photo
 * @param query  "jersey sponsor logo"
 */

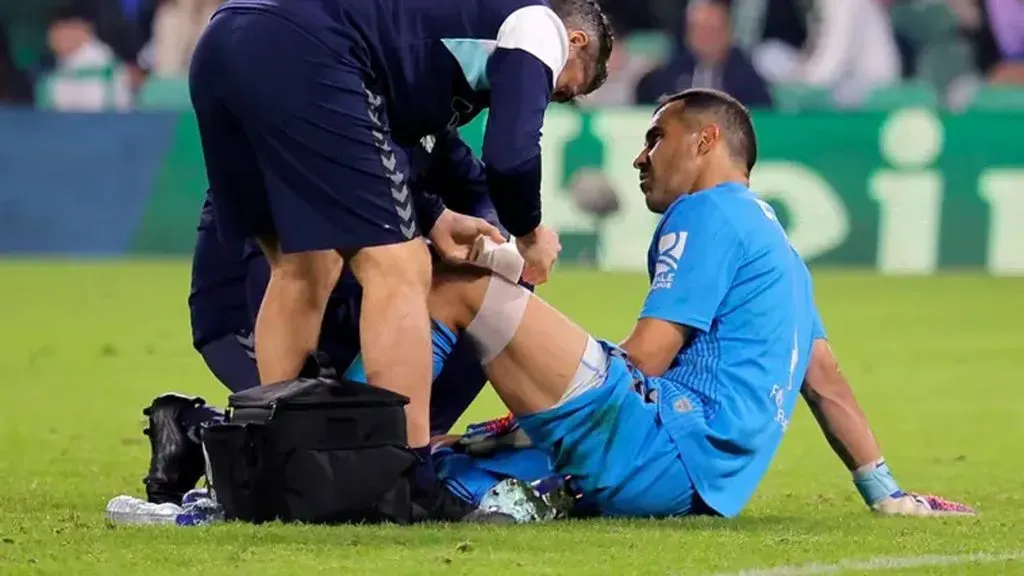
xmin=770 ymin=331 xmax=800 ymax=431
xmin=652 ymin=231 xmax=687 ymax=290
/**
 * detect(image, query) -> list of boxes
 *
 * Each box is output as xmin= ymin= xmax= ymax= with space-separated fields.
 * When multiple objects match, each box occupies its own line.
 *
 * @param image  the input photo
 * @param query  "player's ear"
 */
xmin=568 ymin=30 xmax=589 ymax=49
xmin=696 ymin=125 xmax=718 ymax=157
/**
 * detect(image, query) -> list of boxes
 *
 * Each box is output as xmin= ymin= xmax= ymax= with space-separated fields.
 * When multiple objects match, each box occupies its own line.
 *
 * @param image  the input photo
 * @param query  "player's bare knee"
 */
xmin=350 ymin=238 xmax=432 ymax=299
xmin=268 ymin=250 xmax=342 ymax=310
xmin=428 ymin=265 xmax=490 ymax=329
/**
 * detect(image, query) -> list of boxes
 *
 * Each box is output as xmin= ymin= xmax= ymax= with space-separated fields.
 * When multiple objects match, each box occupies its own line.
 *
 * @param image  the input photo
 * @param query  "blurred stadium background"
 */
xmin=0 ymin=0 xmax=1022 ymax=272
xmin=1 ymin=2 xmax=1023 ymax=573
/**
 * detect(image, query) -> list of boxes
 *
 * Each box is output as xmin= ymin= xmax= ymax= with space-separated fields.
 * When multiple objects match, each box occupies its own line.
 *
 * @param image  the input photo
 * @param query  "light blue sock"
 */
xmin=342 ymin=320 xmax=459 ymax=384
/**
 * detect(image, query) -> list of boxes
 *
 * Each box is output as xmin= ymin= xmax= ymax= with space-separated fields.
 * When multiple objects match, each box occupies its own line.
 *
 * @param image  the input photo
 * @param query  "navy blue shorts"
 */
xmin=189 ymin=9 xmax=420 ymax=254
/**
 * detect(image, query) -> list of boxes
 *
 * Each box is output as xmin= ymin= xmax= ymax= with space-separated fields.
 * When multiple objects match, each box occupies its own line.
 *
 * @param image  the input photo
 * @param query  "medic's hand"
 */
xmin=429 ymin=209 xmax=506 ymax=263
xmin=516 ymin=225 xmax=561 ymax=285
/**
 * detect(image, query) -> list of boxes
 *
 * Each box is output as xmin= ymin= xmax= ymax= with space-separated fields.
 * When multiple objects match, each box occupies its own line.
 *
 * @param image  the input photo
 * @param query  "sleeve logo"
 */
xmin=652 ymin=231 xmax=687 ymax=289
xmin=419 ymin=135 xmax=436 ymax=153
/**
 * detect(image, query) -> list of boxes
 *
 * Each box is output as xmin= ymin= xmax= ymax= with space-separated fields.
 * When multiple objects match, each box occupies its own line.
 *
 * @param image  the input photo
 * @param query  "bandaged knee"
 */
xmin=464 ymin=272 xmax=530 ymax=364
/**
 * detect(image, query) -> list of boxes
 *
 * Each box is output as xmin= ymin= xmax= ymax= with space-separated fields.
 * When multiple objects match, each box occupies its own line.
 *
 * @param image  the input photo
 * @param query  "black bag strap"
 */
xmin=300 ymin=351 xmax=337 ymax=381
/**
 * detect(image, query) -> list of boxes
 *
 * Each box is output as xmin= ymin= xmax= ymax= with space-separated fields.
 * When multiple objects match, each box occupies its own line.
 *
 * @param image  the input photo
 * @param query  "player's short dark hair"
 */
xmin=550 ymin=0 xmax=615 ymax=94
xmin=48 ymin=3 xmax=94 ymax=26
xmin=691 ymin=0 xmax=731 ymax=14
xmin=655 ymin=88 xmax=757 ymax=173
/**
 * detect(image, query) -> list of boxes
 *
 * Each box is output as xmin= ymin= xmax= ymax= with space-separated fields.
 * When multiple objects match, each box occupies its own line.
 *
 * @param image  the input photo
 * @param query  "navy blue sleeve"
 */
xmin=441 ymin=131 xmax=489 ymax=201
xmin=188 ymin=194 xmax=253 ymax=350
xmin=482 ymin=47 xmax=552 ymax=237
xmin=428 ymin=130 xmax=490 ymax=213
xmin=413 ymin=188 xmax=447 ymax=234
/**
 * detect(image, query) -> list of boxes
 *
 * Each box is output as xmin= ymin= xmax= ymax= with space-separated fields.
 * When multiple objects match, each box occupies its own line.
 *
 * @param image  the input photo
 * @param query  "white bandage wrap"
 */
xmin=465 ymin=273 xmax=530 ymax=364
xmin=470 ymin=236 xmax=525 ymax=284
xmin=552 ymin=336 xmax=609 ymax=408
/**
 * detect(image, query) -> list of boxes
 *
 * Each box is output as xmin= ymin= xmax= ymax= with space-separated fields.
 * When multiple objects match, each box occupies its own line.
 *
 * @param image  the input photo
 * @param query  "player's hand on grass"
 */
xmin=871 ymin=493 xmax=976 ymax=517
xmin=854 ymin=458 xmax=976 ymax=517
xmin=429 ymin=209 xmax=506 ymax=263
xmin=517 ymin=225 xmax=561 ymax=285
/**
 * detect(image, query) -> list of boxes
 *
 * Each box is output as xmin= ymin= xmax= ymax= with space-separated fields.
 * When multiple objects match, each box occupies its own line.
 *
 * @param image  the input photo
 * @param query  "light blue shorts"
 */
xmin=516 ymin=345 xmax=697 ymax=517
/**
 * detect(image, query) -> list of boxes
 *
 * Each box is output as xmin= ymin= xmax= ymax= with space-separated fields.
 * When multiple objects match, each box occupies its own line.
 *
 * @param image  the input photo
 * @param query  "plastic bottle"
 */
xmin=105 ymin=495 xmax=183 ymax=525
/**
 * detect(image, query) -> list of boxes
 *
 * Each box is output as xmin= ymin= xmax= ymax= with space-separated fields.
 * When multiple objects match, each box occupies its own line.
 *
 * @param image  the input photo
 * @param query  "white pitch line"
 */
xmin=707 ymin=551 xmax=1024 ymax=576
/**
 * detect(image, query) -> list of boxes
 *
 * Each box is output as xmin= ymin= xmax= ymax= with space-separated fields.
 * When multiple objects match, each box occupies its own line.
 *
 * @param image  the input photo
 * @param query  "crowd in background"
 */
xmin=0 ymin=0 xmax=1021 ymax=112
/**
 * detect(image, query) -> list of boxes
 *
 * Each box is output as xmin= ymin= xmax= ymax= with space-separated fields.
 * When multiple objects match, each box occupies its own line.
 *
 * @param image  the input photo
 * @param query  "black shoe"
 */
xmin=410 ymin=476 xmax=513 ymax=524
xmin=142 ymin=393 xmax=207 ymax=505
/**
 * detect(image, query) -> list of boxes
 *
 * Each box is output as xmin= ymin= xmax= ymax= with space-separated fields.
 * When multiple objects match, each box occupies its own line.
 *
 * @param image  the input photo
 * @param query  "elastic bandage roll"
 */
xmin=465 ymin=272 xmax=530 ymax=365
xmin=470 ymin=236 xmax=524 ymax=284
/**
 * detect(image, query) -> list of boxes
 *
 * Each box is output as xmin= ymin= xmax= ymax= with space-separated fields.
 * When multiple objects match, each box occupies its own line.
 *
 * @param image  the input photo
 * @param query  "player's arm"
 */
xmin=801 ymin=339 xmax=883 ymax=469
xmin=621 ymin=199 xmax=742 ymax=377
xmin=620 ymin=319 xmax=688 ymax=377
xmin=411 ymin=186 xmax=448 ymax=234
xmin=482 ymin=5 xmax=568 ymax=237
xmin=438 ymin=130 xmax=488 ymax=200
xmin=429 ymin=130 xmax=496 ymax=221
xmin=801 ymin=330 xmax=975 ymax=516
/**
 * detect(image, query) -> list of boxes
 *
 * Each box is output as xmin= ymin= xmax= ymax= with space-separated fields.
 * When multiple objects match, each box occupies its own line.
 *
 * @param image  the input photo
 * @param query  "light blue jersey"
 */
xmin=638 ymin=181 xmax=823 ymax=518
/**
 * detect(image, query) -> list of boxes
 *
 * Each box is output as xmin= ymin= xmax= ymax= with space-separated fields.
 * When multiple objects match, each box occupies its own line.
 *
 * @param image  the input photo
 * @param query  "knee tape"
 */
xmin=552 ymin=336 xmax=609 ymax=408
xmin=465 ymin=274 xmax=530 ymax=364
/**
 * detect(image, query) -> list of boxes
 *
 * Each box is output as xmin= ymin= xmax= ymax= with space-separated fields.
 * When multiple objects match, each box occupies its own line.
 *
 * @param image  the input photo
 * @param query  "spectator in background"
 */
xmin=981 ymin=0 xmax=1024 ymax=84
xmin=0 ymin=22 xmax=33 ymax=105
xmin=753 ymin=0 xmax=901 ymax=106
xmin=579 ymin=19 xmax=657 ymax=107
xmin=44 ymin=4 xmax=132 ymax=111
xmin=150 ymin=0 xmax=221 ymax=76
xmin=732 ymin=0 xmax=809 ymax=59
xmin=635 ymin=0 xmax=774 ymax=108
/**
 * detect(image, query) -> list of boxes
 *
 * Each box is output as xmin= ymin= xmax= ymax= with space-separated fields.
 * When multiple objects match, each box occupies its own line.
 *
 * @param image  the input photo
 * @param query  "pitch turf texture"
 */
xmin=0 ymin=261 xmax=1021 ymax=575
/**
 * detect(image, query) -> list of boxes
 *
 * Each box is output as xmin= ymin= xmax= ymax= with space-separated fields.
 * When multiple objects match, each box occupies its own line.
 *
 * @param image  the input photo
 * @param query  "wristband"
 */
xmin=852 ymin=458 xmax=903 ymax=506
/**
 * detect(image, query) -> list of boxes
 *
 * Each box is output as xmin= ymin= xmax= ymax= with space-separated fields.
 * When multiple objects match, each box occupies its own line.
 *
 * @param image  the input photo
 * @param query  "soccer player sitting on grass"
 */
xmin=393 ymin=88 xmax=975 ymax=519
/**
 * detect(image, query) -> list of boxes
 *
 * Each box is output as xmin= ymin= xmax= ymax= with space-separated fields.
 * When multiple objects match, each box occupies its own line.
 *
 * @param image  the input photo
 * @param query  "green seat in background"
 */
xmin=968 ymin=86 xmax=1024 ymax=111
xmin=888 ymin=0 xmax=975 ymax=94
xmin=623 ymin=30 xmax=672 ymax=65
xmin=771 ymin=83 xmax=835 ymax=112
xmin=137 ymin=76 xmax=191 ymax=110
xmin=860 ymin=82 xmax=939 ymax=111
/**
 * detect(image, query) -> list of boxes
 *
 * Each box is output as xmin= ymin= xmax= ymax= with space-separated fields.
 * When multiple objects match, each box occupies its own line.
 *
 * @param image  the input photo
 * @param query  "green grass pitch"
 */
xmin=0 ymin=261 xmax=1022 ymax=575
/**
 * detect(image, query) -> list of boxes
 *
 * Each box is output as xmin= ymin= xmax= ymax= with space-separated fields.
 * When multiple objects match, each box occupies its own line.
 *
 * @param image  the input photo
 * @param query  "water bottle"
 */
xmin=105 ymin=495 xmax=183 ymax=525
xmin=176 ymin=497 xmax=225 ymax=527
xmin=181 ymin=488 xmax=211 ymax=507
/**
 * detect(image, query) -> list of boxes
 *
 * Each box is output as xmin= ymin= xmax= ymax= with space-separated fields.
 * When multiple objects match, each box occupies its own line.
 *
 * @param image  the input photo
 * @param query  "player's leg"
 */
xmin=428 ymin=266 xmax=591 ymax=415
xmin=427 ymin=266 xmax=697 ymax=517
xmin=249 ymin=56 xmax=434 ymax=450
xmin=345 ymin=241 xmax=433 ymax=448
xmin=189 ymin=11 xmax=343 ymax=387
xmin=429 ymin=340 xmax=488 ymax=435
xmin=192 ymin=11 xmax=442 ymax=491
xmin=252 ymin=240 xmax=342 ymax=384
